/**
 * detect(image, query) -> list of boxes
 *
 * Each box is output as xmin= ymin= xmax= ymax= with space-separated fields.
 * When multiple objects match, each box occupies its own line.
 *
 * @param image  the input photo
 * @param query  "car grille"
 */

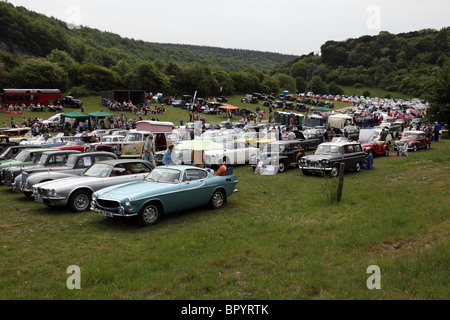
xmin=4 ymin=170 xmax=16 ymax=185
xmin=309 ymin=161 xmax=320 ymax=168
xmin=36 ymin=188 xmax=48 ymax=196
xmin=97 ymin=198 xmax=121 ymax=208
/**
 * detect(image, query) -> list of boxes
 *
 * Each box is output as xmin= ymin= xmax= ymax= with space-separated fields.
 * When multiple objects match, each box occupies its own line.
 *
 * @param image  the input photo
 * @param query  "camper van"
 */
xmin=118 ymin=121 xmax=179 ymax=158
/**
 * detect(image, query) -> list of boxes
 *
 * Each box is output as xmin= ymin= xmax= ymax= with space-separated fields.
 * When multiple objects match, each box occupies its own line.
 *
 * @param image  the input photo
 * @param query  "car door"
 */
xmin=179 ymin=169 xmax=210 ymax=209
xmin=342 ymin=145 xmax=358 ymax=168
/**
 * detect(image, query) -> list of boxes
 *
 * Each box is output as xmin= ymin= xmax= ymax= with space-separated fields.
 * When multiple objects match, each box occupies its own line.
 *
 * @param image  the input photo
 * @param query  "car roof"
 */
xmin=22 ymin=148 xmax=57 ymax=152
xmin=94 ymin=159 xmax=151 ymax=165
xmin=269 ymin=140 xmax=303 ymax=145
xmin=42 ymin=150 xmax=81 ymax=155
xmin=319 ymin=141 xmax=360 ymax=147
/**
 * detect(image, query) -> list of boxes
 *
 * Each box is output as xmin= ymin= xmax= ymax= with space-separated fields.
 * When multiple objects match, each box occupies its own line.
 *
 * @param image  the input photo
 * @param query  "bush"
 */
xmin=362 ymin=90 xmax=371 ymax=97
xmin=354 ymin=83 xmax=363 ymax=88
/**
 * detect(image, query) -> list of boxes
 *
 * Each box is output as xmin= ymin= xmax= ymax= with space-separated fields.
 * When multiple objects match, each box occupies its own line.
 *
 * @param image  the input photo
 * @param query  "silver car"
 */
xmin=32 ymin=159 xmax=154 ymax=212
xmin=15 ymin=152 xmax=118 ymax=197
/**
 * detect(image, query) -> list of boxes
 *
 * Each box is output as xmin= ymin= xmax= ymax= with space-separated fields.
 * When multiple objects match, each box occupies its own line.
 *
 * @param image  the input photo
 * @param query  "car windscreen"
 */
xmin=82 ymin=164 xmax=112 ymax=177
xmin=315 ymin=145 xmax=341 ymax=155
xmin=145 ymin=168 xmax=181 ymax=183
xmin=402 ymin=132 xmax=419 ymax=139
xmin=359 ymin=130 xmax=378 ymax=143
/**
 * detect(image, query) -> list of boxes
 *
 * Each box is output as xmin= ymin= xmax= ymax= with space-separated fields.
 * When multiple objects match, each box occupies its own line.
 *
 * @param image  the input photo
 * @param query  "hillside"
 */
xmin=270 ymin=28 xmax=449 ymax=99
xmin=0 ymin=2 xmax=295 ymax=72
xmin=0 ymin=1 xmax=448 ymax=101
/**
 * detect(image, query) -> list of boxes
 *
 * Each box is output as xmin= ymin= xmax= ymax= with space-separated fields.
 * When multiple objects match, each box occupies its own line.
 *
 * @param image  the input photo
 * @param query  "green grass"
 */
xmin=0 ymin=94 xmax=448 ymax=300
xmin=0 ymin=132 xmax=449 ymax=299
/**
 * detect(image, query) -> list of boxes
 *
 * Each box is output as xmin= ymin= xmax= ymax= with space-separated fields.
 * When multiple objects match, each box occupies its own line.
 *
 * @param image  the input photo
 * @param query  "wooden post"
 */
xmin=337 ymin=162 xmax=345 ymax=202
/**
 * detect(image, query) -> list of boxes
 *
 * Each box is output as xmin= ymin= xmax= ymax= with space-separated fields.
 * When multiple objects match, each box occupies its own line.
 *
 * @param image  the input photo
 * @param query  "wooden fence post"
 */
xmin=337 ymin=162 xmax=345 ymax=202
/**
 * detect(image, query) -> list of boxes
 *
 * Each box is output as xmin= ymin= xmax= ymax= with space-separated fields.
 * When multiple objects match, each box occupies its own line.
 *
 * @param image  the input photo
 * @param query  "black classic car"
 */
xmin=252 ymin=140 xmax=305 ymax=173
xmin=294 ymin=130 xmax=322 ymax=151
xmin=299 ymin=141 xmax=366 ymax=177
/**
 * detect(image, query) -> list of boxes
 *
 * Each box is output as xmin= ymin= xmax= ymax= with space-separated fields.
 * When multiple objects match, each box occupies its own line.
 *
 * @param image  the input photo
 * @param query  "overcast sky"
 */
xmin=7 ymin=0 xmax=450 ymax=56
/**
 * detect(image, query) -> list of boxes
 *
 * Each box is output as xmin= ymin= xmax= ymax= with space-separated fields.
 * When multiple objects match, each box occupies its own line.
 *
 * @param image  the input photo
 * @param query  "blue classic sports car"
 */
xmin=91 ymin=165 xmax=238 ymax=226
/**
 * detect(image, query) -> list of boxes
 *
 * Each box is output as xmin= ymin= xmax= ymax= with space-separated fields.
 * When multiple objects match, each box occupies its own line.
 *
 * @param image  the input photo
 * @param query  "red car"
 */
xmin=53 ymin=140 xmax=88 ymax=152
xmin=394 ymin=131 xmax=431 ymax=152
xmin=359 ymin=129 xmax=390 ymax=156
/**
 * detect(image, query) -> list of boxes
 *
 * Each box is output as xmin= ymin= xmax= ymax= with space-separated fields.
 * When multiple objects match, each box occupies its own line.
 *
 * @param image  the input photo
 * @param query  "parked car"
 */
xmin=299 ymin=141 xmax=366 ymax=177
xmin=32 ymin=159 xmax=155 ymax=212
xmin=16 ymin=151 xmax=118 ymax=197
xmin=91 ymin=165 xmax=238 ymax=226
xmin=0 ymin=135 xmax=18 ymax=153
xmin=40 ymin=136 xmax=80 ymax=148
xmin=343 ymin=126 xmax=360 ymax=141
xmin=0 ymin=145 xmax=38 ymax=162
xmin=252 ymin=140 xmax=305 ymax=173
xmin=85 ymin=135 xmax=125 ymax=153
xmin=359 ymin=129 xmax=390 ymax=156
xmin=53 ymin=140 xmax=88 ymax=152
xmin=204 ymin=140 xmax=259 ymax=166
xmin=2 ymin=150 xmax=79 ymax=187
xmin=293 ymin=130 xmax=322 ymax=151
xmin=394 ymin=131 xmax=431 ymax=152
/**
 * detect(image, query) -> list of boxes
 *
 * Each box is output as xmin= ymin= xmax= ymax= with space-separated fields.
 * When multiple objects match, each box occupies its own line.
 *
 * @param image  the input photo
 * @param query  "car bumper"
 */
xmin=90 ymin=201 xmax=138 ymax=218
xmin=33 ymin=195 xmax=67 ymax=206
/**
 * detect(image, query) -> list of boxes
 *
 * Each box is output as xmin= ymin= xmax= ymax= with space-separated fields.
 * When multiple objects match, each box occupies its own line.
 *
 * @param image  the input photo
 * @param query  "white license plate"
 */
xmin=35 ymin=197 xmax=44 ymax=203
xmin=98 ymin=210 xmax=113 ymax=218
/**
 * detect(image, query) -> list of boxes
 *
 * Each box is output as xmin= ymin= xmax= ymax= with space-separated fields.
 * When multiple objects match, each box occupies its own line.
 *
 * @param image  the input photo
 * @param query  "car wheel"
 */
xmin=209 ymin=189 xmax=225 ymax=210
xmin=137 ymin=202 xmax=162 ymax=226
xmin=355 ymin=162 xmax=361 ymax=172
xmin=330 ymin=166 xmax=339 ymax=177
xmin=68 ymin=190 xmax=91 ymax=212
xmin=413 ymin=145 xmax=418 ymax=152
xmin=426 ymin=143 xmax=431 ymax=149
xmin=384 ymin=146 xmax=389 ymax=156
xmin=278 ymin=161 xmax=286 ymax=173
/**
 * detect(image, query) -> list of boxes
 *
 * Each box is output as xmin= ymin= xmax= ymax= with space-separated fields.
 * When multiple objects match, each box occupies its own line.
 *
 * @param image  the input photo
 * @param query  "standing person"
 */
xmin=323 ymin=128 xmax=329 ymax=142
xmin=379 ymin=128 xmax=388 ymax=143
xmin=433 ymin=121 xmax=441 ymax=142
xmin=142 ymin=133 xmax=156 ymax=166
xmin=162 ymin=144 xmax=175 ymax=165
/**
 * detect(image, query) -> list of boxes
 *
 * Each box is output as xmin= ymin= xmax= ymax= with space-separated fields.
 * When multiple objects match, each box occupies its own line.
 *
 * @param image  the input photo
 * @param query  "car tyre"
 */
xmin=137 ymin=202 xmax=162 ymax=226
xmin=355 ymin=162 xmax=361 ymax=172
xmin=209 ymin=189 xmax=225 ymax=210
xmin=278 ymin=160 xmax=286 ymax=173
xmin=426 ymin=143 xmax=431 ymax=149
xmin=413 ymin=145 xmax=418 ymax=152
xmin=330 ymin=166 xmax=339 ymax=177
xmin=68 ymin=190 xmax=91 ymax=212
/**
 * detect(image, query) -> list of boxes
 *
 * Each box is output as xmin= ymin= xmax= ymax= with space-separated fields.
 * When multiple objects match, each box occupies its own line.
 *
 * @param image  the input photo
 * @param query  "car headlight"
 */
xmin=125 ymin=197 xmax=132 ymax=206
xmin=50 ymin=189 xmax=57 ymax=197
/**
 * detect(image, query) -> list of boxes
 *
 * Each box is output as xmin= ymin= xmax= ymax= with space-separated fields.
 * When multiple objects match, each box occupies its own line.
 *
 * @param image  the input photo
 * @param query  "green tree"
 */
xmin=272 ymin=73 xmax=296 ymax=93
xmin=289 ymin=61 xmax=307 ymax=78
xmin=78 ymin=63 xmax=116 ymax=92
xmin=124 ymin=62 xmax=168 ymax=92
xmin=426 ymin=61 xmax=450 ymax=128
xmin=307 ymin=75 xmax=328 ymax=94
xmin=11 ymin=58 xmax=68 ymax=91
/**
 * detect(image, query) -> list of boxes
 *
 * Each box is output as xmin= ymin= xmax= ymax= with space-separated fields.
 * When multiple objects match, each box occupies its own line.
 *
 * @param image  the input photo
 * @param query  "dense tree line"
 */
xmin=0 ymin=1 xmax=448 ymax=105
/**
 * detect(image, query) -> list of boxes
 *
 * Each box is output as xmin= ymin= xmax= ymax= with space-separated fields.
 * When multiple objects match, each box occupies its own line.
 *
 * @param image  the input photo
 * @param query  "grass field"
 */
xmin=342 ymin=86 xmax=413 ymax=100
xmin=0 ymin=95 xmax=448 ymax=300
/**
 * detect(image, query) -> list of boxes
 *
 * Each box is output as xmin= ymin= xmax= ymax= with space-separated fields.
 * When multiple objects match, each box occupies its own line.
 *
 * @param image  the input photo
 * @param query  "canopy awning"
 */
xmin=87 ymin=110 xmax=115 ymax=117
